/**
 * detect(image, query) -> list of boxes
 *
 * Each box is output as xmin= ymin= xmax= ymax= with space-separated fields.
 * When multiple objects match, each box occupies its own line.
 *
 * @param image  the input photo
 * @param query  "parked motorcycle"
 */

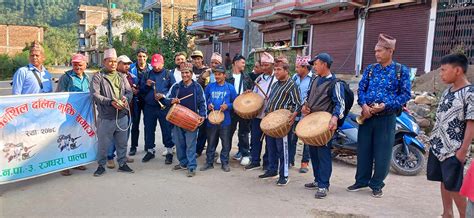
xmin=332 ymin=109 xmax=426 ymax=176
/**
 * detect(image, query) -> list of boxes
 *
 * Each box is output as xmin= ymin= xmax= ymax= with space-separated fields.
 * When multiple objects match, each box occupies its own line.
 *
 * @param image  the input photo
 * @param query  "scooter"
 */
xmin=332 ymin=108 xmax=426 ymax=176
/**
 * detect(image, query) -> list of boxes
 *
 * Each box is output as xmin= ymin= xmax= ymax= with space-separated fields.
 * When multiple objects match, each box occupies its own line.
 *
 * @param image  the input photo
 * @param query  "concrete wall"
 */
xmin=0 ymin=25 xmax=44 ymax=56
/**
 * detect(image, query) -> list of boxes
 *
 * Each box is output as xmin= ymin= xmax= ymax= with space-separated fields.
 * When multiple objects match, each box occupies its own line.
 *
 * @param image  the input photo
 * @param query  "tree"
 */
xmin=43 ymin=26 xmax=77 ymax=65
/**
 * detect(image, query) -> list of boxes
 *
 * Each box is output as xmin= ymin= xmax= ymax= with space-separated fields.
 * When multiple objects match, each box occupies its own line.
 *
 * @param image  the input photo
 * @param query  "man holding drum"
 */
xmin=226 ymin=55 xmax=254 ymax=166
xmin=301 ymin=53 xmax=345 ymax=199
xmin=347 ymin=34 xmax=411 ymax=198
xmin=201 ymin=65 xmax=237 ymax=172
xmin=246 ymin=52 xmax=276 ymax=171
xmin=140 ymin=54 xmax=176 ymax=165
xmin=165 ymin=62 xmax=207 ymax=177
xmin=260 ymin=57 xmax=301 ymax=186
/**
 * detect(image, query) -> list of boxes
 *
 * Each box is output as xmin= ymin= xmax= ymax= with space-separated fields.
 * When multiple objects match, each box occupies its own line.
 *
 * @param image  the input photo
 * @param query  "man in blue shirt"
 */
xmin=12 ymin=42 xmax=53 ymax=95
xmin=346 ymin=33 xmax=411 ymax=198
xmin=289 ymin=55 xmax=312 ymax=174
xmin=201 ymin=65 xmax=237 ymax=172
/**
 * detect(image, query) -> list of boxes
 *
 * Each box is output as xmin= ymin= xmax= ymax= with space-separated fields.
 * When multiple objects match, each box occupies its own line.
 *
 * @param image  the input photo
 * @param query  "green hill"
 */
xmin=0 ymin=0 xmax=141 ymax=27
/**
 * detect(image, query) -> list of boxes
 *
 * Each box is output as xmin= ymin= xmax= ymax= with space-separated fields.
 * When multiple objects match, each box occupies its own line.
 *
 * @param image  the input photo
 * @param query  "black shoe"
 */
xmin=173 ymin=164 xmax=187 ymax=170
xmin=372 ymin=189 xmax=383 ymax=198
xmin=258 ymin=171 xmax=278 ymax=179
xmin=118 ymin=163 xmax=134 ymax=173
xmin=245 ymin=162 xmax=260 ymax=170
xmin=129 ymin=147 xmax=137 ymax=156
xmin=276 ymin=177 xmax=289 ymax=186
xmin=221 ymin=164 xmax=230 ymax=172
xmin=200 ymin=163 xmax=214 ymax=171
xmin=165 ymin=154 xmax=173 ymax=165
xmin=142 ymin=152 xmax=155 ymax=162
xmin=93 ymin=166 xmax=105 ymax=177
xmin=346 ymin=183 xmax=369 ymax=192
xmin=187 ymin=168 xmax=196 ymax=177
xmin=315 ymin=188 xmax=328 ymax=199
xmin=304 ymin=182 xmax=318 ymax=190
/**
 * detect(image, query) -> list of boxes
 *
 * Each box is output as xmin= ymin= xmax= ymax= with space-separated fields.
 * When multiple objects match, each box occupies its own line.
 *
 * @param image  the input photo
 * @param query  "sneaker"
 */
xmin=60 ymin=169 xmax=72 ymax=176
xmin=346 ymin=184 xmax=369 ymax=192
xmin=276 ymin=177 xmax=290 ymax=186
xmin=304 ymin=182 xmax=318 ymax=190
xmin=126 ymin=157 xmax=134 ymax=163
xmin=232 ymin=152 xmax=242 ymax=161
xmin=216 ymin=156 xmax=221 ymax=164
xmin=221 ymin=164 xmax=230 ymax=172
xmin=372 ymin=189 xmax=383 ymax=198
xmin=129 ymin=147 xmax=137 ymax=156
xmin=299 ymin=162 xmax=309 ymax=173
xmin=240 ymin=156 xmax=250 ymax=166
xmin=245 ymin=162 xmax=261 ymax=170
xmin=93 ymin=166 xmax=105 ymax=177
xmin=106 ymin=160 xmax=115 ymax=169
xmin=162 ymin=149 xmax=169 ymax=156
xmin=258 ymin=171 xmax=278 ymax=179
xmin=165 ymin=154 xmax=173 ymax=165
xmin=118 ymin=163 xmax=134 ymax=173
xmin=200 ymin=163 xmax=214 ymax=171
xmin=315 ymin=188 xmax=328 ymax=199
xmin=142 ymin=152 xmax=155 ymax=162
xmin=187 ymin=169 xmax=196 ymax=177
xmin=173 ymin=164 xmax=187 ymax=170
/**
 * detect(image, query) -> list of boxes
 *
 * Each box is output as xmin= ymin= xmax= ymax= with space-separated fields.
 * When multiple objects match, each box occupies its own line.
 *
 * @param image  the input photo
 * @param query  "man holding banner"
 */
xmin=90 ymin=48 xmax=134 ymax=176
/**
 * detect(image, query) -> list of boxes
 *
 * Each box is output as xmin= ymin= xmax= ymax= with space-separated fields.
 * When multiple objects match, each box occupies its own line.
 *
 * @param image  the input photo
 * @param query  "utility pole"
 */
xmin=107 ymin=0 xmax=112 ymax=46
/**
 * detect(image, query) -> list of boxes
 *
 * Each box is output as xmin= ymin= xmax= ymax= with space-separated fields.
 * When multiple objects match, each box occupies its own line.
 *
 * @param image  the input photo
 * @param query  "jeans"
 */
xmin=206 ymin=125 xmax=232 ymax=165
xmin=130 ymin=97 xmax=145 ymax=149
xmin=467 ymin=200 xmax=473 ymax=218
xmin=288 ymin=121 xmax=298 ymax=165
xmin=250 ymin=118 xmax=268 ymax=166
xmin=107 ymin=143 xmax=116 ymax=160
xmin=231 ymin=112 xmax=251 ymax=157
xmin=144 ymin=104 xmax=174 ymax=153
xmin=355 ymin=114 xmax=396 ymax=190
xmin=266 ymin=134 xmax=290 ymax=178
xmin=308 ymin=143 xmax=332 ymax=189
xmin=173 ymin=126 xmax=198 ymax=170
xmin=302 ymin=144 xmax=310 ymax=163
xmin=97 ymin=117 xmax=128 ymax=166
xmin=196 ymin=120 xmax=207 ymax=155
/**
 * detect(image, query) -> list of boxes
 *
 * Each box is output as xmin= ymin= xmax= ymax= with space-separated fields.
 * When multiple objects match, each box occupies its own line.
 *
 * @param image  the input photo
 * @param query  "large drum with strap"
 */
xmin=233 ymin=92 xmax=264 ymax=119
xmin=166 ymin=104 xmax=201 ymax=131
xmin=260 ymin=109 xmax=292 ymax=138
xmin=296 ymin=111 xmax=334 ymax=146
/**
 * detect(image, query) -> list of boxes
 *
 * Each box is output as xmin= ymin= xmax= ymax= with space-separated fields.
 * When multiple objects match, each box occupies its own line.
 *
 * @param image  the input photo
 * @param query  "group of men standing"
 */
xmin=12 ymin=32 xmax=472 ymax=212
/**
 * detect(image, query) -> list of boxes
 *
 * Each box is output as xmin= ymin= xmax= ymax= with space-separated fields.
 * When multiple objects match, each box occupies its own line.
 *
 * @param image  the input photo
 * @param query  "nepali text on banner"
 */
xmin=0 ymin=92 xmax=97 ymax=184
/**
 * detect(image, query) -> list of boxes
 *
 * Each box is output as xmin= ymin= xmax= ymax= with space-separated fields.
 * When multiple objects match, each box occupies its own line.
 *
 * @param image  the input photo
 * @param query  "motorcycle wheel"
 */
xmin=391 ymin=143 xmax=424 ymax=176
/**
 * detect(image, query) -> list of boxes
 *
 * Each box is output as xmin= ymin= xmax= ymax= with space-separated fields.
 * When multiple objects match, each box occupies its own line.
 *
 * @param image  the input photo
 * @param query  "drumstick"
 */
xmin=179 ymin=93 xmax=193 ymax=101
xmin=260 ymin=133 xmax=265 ymax=142
xmin=254 ymin=82 xmax=268 ymax=99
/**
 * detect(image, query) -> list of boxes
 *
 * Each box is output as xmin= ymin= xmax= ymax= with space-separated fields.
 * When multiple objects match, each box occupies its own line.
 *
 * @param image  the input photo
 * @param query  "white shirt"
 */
xmin=254 ymin=72 xmax=277 ymax=119
xmin=233 ymin=73 xmax=242 ymax=94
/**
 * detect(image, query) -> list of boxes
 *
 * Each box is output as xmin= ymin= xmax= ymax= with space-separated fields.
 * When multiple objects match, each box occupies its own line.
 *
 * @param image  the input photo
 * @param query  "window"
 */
xmin=295 ymin=24 xmax=310 ymax=46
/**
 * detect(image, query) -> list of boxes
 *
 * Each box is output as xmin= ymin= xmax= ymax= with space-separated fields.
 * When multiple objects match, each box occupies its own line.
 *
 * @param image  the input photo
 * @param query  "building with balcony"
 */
xmin=187 ymin=0 xmax=256 ymax=64
xmin=249 ymin=0 xmax=435 ymax=75
xmin=141 ymin=0 xmax=196 ymax=36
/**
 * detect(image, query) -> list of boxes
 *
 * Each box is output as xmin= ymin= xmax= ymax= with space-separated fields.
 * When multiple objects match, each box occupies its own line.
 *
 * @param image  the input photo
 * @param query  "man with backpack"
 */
xmin=139 ymin=54 xmax=176 ymax=164
xmin=301 ymin=53 xmax=350 ymax=199
xmin=346 ymin=34 xmax=411 ymax=198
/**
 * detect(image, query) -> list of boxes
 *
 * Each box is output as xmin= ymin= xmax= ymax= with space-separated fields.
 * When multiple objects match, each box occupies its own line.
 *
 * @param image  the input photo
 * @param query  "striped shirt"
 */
xmin=265 ymin=78 xmax=302 ymax=113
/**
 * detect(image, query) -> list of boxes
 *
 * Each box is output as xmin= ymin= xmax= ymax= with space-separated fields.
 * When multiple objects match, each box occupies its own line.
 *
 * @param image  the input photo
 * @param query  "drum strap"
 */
xmin=283 ymin=135 xmax=289 ymax=177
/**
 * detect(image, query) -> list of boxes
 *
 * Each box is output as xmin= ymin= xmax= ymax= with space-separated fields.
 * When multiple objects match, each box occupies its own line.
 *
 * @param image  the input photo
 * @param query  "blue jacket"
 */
xmin=140 ymin=68 xmax=176 ymax=107
xmin=129 ymin=62 xmax=152 ymax=85
xmin=205 ymin=82 xmax=237 ymax=127
xmin=165 ymin=80 xmax=207 ymax=117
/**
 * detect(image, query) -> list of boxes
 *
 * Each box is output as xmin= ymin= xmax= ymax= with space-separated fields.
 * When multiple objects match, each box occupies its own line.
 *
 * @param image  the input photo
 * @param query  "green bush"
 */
xmin=0 ymin=52 xmax=29 ymax=80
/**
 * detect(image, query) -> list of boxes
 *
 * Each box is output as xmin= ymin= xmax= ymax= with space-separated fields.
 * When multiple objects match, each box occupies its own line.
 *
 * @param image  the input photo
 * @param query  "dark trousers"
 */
xmin=250 ymin=118 xmax=268 ymax=166
xmin=308 ymin=143 xmax=332 ymax=189
xmin=130 ymin=97 xmax=145 ymax=149
xmin=196 ymin=120 xmax=207 ymax=155
xmin=206 ymin=125 xmax=232 ymax=165
xmin=266 ymin=135 xmax=290 ymax=178
xmin=143 ymin=104 xmax=174 ymax=152
xmin=355 ymin=114 xmax=396 ymax=190
xmin=302 ymin=144 xmax=310 ymax=163
xmin=231 ymin=112 xmax=251 ymax=157
xmin=288 ymin=121 xmax=298 ymax=165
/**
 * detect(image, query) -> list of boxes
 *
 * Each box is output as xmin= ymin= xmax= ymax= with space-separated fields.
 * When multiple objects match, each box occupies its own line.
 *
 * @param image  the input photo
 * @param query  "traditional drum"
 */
xmin=260 ymin=109 xmax=292 ymax=138
xmin=208 ymin=110 xmax=224 ymax=125
xmin=233 ymin=92 xmax=264 ymax=119
xmin=296 ymin=111 xmax=334 ymax=146
xmin=166 ymin=104 xmax=201 ymax=131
